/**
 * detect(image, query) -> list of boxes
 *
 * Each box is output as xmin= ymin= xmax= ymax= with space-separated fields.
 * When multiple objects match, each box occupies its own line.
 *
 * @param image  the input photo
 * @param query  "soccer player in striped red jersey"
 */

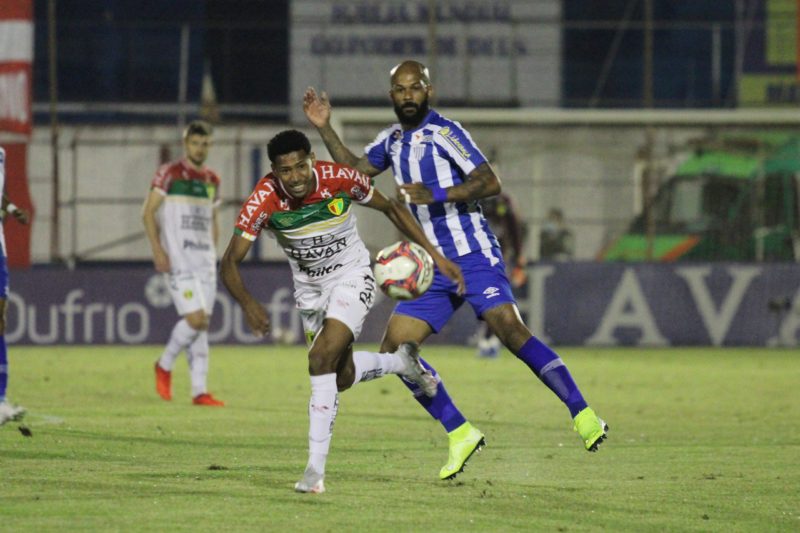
xmin=304 ymin=60 xmax=609 ymax=480
xmin=142 ymin=120 xmax=224 ymax=407
xmin=221 ymin=130 xmax=464 ymax=493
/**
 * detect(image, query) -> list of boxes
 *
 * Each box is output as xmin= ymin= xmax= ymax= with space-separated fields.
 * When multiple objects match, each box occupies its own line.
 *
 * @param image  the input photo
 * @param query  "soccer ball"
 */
xmin=373 ymin=241 xmax=434 ymax=300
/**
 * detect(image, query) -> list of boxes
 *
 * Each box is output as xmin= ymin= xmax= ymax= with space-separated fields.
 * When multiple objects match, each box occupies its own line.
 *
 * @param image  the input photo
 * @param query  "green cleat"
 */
xmin=573 ymin=407 xmax=609 ymax=452
xmin=439 ymin=422 xmax=486 ymax=480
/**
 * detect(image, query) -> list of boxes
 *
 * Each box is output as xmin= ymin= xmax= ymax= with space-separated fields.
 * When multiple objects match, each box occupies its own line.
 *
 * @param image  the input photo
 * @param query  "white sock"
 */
xmin=351 ymin=350 xmax=406 ymax=386
xmin=307 ymin=373 xmax=339 ymax=476
xmin=187 ymin=331 xmax=209 ymax=397
xmin=158 ymin=319 xmax=200 ymax=371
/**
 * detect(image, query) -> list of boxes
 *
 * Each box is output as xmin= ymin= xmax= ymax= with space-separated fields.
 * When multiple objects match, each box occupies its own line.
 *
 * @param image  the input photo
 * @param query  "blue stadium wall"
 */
xmin=7 ymin=263 xmax=800 ymax=346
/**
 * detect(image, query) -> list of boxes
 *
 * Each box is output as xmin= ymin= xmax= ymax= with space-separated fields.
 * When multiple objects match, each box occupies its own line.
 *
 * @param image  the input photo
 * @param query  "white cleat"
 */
xmin=398 ymin=342 xmax=438 ymax=398
xmin=294 ymin=466 xmax=325 ymax=494
xmin=0 ymin=400 xmax=26 ymax=426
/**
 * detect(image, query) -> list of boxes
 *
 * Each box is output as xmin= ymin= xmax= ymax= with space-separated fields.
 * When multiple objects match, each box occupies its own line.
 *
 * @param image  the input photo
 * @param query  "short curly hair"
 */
xmin=268 ymin=130 xmax=311 ymax=163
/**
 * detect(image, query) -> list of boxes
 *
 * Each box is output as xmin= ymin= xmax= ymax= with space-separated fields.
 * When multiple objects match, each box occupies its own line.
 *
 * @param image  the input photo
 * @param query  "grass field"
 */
xmin=1 ymin=345 xmax=798 ymax=532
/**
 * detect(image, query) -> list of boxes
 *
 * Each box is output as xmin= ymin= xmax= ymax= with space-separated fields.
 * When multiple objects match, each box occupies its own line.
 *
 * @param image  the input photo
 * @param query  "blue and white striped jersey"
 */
xmin=364 ymin=109 xmax=500 ymax=259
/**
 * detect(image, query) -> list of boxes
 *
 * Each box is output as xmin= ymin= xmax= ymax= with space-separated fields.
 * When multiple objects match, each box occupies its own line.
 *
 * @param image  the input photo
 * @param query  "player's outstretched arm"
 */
xmin=366 ymin=189 xmax=465 ymax=294
xmin=398 ymin=162 xmax=501 ymax=205
xmin=303 ymin=87 xmax=381 ymax=177
xmin=221 ymin=234 xmax=270 ymax=337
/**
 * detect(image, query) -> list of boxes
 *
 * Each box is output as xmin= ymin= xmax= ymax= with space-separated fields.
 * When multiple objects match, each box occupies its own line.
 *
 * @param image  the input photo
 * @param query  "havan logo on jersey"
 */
xmin=238 ymin=185 xmax=275 ymax=227
xmin=286 ymin=236 xmax=348 ymax=261
xmin=437 ymin=126 xmax=471 ymax=159
xmin=317 ymin=164 xmax=371 ymax=189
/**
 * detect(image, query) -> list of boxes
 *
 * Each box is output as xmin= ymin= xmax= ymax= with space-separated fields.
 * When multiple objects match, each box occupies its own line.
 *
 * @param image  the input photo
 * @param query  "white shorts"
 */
xmin=167 ymin=270 xmax=217 ymax=316
xmin=296 ymin=266 xmax=376 ymax=345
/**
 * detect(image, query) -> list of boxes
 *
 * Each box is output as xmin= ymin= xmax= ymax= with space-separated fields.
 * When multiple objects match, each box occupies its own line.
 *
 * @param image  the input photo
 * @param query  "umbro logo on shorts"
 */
xmin=483 ymin=287 xmax=500 ymax=299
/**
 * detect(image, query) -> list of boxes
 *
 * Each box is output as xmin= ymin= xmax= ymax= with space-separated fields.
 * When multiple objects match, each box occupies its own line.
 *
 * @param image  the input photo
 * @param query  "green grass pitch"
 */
xmin=1 ymin=345 xmax=799 ymax=532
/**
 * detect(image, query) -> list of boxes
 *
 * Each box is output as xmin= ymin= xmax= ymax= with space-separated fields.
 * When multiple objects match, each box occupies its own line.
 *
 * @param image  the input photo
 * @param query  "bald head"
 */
xmin=390 ymin=60 xmax=431 ymax=87
xmin=389 ymin=60 xmax=433 ymax=128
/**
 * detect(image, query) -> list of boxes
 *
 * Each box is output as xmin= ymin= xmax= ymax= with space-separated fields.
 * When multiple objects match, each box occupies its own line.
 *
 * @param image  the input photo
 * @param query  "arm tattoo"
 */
xmin=447 ymin=163 xmax=501 ymax=202
xmin=318 ymin=124 xmax=380 ymax=176
xmin=318 ymin=124 xmax=359 ymax=167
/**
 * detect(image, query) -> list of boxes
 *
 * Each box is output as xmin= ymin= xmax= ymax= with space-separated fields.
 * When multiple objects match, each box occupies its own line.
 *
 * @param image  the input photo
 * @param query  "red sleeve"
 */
xmin=318 ymin=161 xmax=373 ymax=204
xmin=151 ymin=162 xmax=174 ymax=193
xmin=234 ymin=178 xmax=277 ymax=241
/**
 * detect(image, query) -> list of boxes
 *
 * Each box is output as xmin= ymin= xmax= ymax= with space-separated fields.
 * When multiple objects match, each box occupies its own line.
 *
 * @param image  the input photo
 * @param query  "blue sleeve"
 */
xmin=364 ymin=128 xmax=394 ymax=172
xmin=434 ymin=121 xmax=487 ymax=175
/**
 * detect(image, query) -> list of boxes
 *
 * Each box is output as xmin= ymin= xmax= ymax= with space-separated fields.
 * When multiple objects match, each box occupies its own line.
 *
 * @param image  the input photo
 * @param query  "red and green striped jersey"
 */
xmin=151 ymin=158 xmax=220 ymax=274
xmin=234 ymin=160 xmax=374 ymax=284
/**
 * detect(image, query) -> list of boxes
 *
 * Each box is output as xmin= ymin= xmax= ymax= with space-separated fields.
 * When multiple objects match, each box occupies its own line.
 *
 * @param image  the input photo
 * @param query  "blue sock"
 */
xmin=0 ymin=334 xmax=8 ymax=401
xmin=398 ymin=356 xmax=466 ymax=433
xmin=515 ymin=336 xmax=587 ymax=417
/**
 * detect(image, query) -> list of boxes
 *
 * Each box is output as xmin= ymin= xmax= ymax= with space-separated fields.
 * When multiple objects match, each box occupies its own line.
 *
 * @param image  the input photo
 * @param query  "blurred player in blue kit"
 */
xmin=304 ymin=60 xmax=608 ymax=480
xmin=0 ymin=147 xmax=31 ymax=426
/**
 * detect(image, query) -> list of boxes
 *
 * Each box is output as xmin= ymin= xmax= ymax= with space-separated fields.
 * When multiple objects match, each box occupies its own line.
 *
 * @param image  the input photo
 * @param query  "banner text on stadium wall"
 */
xmin=6 ymin=263 xmax=800 ymax=347
xmin=288 ymin=0 xmax=560 ymax=123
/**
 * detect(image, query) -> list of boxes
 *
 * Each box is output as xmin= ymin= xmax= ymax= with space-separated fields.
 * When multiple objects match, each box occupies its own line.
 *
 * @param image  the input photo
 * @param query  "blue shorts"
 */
xmin=394 ymin=248 xmax=516 ymax=333
xmin=0 ymin=254 xmax=7 ymax=299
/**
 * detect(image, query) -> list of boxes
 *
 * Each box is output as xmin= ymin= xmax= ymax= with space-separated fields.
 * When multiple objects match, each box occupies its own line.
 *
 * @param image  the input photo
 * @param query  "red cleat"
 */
xmin=192 ymin=393 xmax=225 ymax=407
xmin=155 ymin=362 xmax=172 ymax=401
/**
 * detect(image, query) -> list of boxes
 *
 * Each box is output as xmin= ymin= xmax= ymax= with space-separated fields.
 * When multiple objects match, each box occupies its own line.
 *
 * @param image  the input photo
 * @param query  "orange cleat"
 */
xmin=192 ymin=393 xmax=225 ymax=407
xmin=154 ymin=362 xmax=172 ymax=401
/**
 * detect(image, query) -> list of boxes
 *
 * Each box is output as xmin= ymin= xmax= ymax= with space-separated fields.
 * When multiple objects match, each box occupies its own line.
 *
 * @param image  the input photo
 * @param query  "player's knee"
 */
xmin=0 ymin=317 xmax=5 ymax=335
xmin=185 ymin=313 xmax=209 ymax=331
xmin=487 ymin=309 xmax=531 ymax=351
xmin=493 ymin=323 xmax=528 ymax=351
xmin=307 ymin=349 xmax=337 ymax=376
xmin=379 ymin=326 xmax=414 ymax=353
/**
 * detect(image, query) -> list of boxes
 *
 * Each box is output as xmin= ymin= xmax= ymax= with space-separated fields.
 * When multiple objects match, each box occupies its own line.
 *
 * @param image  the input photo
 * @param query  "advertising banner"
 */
xmin=0 ymin=0 xmax=33 ymax=136
xmin=6 ymin=262 xmax=800 ymax=347
xmin=289 ymin=0 xmax=560 ymax=122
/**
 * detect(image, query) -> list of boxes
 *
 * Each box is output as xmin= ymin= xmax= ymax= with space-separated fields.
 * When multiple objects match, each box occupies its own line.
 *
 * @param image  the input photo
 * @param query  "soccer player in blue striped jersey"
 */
xmin=303 ymin=60 xmax=608 ymax=479
xmin=0 ymin=147 xmax=30 ymax=426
